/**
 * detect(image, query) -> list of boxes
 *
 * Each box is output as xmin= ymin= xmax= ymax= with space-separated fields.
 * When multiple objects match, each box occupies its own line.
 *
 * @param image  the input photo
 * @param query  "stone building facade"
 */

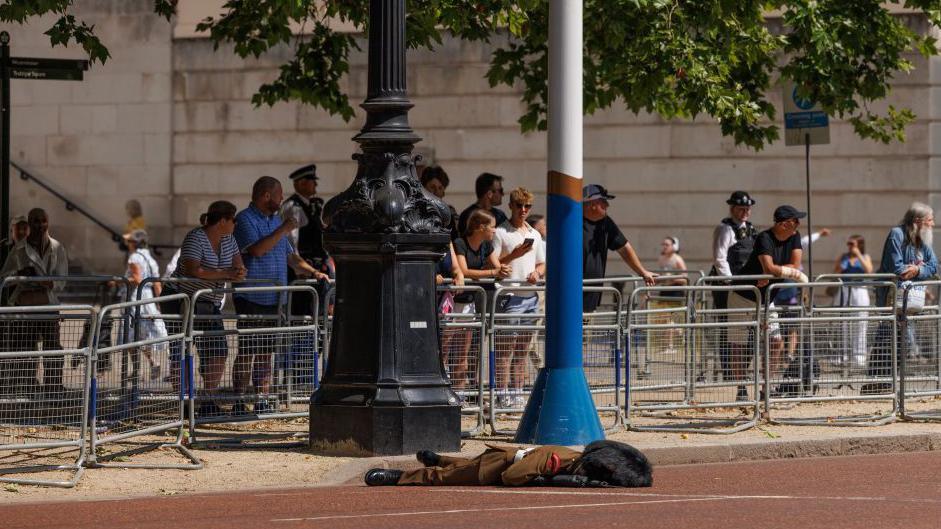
xmin=6 ymin=1 xmax=941 ymax=277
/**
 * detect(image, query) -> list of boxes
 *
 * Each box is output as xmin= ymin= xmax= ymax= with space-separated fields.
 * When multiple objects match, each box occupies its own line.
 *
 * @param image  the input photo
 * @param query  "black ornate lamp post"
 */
xmin=309 ymin=0 xmax=461 ymax=455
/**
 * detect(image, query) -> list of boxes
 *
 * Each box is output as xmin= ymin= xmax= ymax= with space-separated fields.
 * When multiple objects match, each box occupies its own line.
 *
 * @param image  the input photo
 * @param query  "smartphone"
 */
xmin=522 ymin=238 xmax=535 ymax=247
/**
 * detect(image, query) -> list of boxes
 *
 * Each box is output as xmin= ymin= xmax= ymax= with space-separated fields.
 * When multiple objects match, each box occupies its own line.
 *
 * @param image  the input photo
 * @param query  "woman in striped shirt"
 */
xmin=163 ymin=201 xmax=246 ymax=415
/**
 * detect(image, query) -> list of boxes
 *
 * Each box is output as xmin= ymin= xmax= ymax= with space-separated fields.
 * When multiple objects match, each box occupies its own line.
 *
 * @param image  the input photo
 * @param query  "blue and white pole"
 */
xmin=515 ymin=0 xmax=605 ymax=445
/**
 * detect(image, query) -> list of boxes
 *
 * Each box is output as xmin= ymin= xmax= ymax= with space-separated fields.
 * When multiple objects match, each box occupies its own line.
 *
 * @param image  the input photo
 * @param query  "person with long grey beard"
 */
xmin=865 ymin=202 xmax=937 ymax=393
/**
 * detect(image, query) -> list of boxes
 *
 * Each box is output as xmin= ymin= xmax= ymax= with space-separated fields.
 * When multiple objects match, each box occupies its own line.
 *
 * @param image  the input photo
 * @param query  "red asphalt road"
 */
xmin=3 ymin=451 xmax=941 ymax=529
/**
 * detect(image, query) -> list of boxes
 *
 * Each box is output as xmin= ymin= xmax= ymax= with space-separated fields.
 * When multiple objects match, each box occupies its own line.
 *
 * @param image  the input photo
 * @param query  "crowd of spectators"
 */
xmin=1 ymin=165 xmax=938 ymax=405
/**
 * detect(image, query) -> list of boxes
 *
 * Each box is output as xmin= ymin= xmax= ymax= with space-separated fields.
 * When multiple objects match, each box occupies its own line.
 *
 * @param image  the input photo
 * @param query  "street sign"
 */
xmin=10 ymin=67 xmax=84 ymax=81
xmin=8 ymin=57 xmax=89 ymax=70
xmin=783 ymin=81 xmax=830 ymax=146
xmin=6 ymin=57 xmax=88 ymax=81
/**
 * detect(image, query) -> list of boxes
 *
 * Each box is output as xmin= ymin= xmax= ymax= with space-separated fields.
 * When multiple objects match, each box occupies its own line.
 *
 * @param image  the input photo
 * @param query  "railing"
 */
xmin=7 ymin=271 xmax=941 ymax=487
xmin=12 ymin=160 xmax=178 ymax=255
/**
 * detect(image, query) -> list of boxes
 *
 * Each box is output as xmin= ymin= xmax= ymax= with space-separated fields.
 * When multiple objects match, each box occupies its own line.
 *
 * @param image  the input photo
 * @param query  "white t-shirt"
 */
xmin=493 ymin=220 xmax=545 ymax=295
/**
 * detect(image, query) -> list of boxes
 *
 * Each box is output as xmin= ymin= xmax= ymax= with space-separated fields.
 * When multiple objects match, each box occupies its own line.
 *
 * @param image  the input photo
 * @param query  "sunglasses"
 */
xmin=513 ymin=202 xmax=533 ymax=209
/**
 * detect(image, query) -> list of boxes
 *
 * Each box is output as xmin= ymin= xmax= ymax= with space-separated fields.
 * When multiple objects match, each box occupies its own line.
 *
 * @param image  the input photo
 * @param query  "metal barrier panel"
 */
xmin=283 ymin=285 xmax=321 ymax=416
xmin=88 ymin=294 xmax=201 ymax=469
xmin=188 ymin=286 xmax=318 ymax=443
xmin=0 ymin=305 xmax=95 ymax=488
xmin=764 ymin=281 xmax=898 ymax=426
xmin=899 ymin=281 xmax=941 ymax=421
xmin=626 ymin=285 xmax=761 ymax=434
xmin=487 ymin=285 xmax=622 ymax=436
xmin=437 ymin=284 xmax=487 ymax=437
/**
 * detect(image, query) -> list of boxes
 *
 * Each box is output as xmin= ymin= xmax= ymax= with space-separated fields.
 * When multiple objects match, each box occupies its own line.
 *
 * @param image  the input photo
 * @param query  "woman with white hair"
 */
xmin=865 ymin=202 xmax=937 ymax=393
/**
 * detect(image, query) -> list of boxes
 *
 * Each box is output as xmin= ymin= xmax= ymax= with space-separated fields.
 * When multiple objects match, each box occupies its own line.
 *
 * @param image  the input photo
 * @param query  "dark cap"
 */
xmin=583 ymin=184 xmax=615 ymax=202
xmin=289 ymin=164 xmax=318 ymax=182
xmin=726 ymin=191 xmax=756 ymax=206
xmin=773 ymin=205 xmax=807 ymax=223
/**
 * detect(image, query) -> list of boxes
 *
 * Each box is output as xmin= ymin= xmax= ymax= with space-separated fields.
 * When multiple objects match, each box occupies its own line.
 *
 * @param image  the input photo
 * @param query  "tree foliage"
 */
xmin=3 ymin=0 xmax=941 ymax=150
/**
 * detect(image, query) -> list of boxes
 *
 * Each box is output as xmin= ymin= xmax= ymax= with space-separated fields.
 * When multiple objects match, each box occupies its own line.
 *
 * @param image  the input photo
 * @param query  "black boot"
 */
xmin=364 ymin=469 xmax=403 ymax=486
xmin=416 ymin=450 xmax=441 ymax=467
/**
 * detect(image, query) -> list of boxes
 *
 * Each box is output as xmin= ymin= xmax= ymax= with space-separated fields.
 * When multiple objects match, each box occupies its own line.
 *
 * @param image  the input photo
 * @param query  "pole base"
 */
xmin=309 ymin=403 xmax=461 ymax=456
xmin=514 ymin=367 xmax=605 ymax=446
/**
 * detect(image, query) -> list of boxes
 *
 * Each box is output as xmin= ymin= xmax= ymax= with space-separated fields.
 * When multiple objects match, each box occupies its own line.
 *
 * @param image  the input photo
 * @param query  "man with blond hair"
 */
xmin=492 ymin=187 xmax=545 ymax=409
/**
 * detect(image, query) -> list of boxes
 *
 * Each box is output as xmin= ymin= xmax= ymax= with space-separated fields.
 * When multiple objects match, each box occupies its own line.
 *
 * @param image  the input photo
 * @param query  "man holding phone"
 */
xmin=492 ymin=187 xmax=546 ymax=408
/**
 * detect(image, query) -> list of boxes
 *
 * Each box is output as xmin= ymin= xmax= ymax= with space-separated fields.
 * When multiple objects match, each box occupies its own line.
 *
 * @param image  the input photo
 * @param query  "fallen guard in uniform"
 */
xmin=364 ymin=440 xmax=653 ymax=488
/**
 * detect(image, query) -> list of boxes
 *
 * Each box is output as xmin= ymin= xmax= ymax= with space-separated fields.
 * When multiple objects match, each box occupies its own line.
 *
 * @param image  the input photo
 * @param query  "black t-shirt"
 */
xmin=456 ymin=204 xmax=507 ymax=240
xmin=453 ymin=237 xmax=495 ymax=303
xmin=583 ymin=216 xmax=629 ymax=312
xmin=735 ymin=229 xmax=802 ymax=302
xmin=454 ymin=237 xmax=494 ymax=271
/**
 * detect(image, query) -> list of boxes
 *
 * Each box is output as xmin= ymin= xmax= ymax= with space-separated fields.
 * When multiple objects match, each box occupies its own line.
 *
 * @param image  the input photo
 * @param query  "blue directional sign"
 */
xmin=783 ymin=82 xmax=830 ymax=146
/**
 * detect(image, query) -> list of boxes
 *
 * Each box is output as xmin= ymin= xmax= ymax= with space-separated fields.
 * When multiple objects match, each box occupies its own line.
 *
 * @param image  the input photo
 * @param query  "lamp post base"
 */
xmin=309 ymin=403 xmax=460 ymax=456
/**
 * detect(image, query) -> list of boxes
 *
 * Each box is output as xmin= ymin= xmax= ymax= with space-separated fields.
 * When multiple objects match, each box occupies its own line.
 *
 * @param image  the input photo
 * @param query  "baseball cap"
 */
xmin=773 ymin=205 xmax=807 ymax=223
xmin=10 ymin=215 xmax=27 ymax=225
xmin=122 ymin=229 xmax=148 ymax=244
xmin=289 ymin=164 xmax=318 ymax=182
xmin=726 ymin=191 xmax=756 ymax=206
xmin=583 ymin=184 xmax=615 ymax=202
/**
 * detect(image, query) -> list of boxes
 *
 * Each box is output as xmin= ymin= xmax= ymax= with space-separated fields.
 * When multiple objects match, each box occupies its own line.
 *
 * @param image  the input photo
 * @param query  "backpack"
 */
xmin=722 ymin=218 xmax=758 ymax=275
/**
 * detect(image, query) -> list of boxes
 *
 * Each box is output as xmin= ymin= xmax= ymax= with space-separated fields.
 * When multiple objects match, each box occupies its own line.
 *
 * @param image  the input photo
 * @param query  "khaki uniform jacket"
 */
xmin=478 ymin=444 xmax=582 ymax=486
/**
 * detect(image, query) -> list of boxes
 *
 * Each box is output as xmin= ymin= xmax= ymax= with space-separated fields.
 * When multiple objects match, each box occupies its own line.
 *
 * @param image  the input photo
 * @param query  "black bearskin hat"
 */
xmin=575 ymin=440 xmax=653 ymax=487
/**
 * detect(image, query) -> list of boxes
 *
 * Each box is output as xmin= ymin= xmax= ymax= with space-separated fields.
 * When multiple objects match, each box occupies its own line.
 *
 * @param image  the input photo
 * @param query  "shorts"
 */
xmin=159 ymin=297 xmax=227 ymax=360
xmin=727 ymin=292 xmax=779 ymax=344
xmin=497 ymin=295 xmax=540 ymax=328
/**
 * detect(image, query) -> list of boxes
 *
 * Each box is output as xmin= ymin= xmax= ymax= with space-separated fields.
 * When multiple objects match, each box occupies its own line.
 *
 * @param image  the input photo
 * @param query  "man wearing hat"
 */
xmin=281 ymin=164 xmax=331 ymax=288
xmin=281 ymin=165 xmax=330 ymax=388
xmin=582 ymin=184 xmax=655 ymax=313
xmin=727 ymin=204 xmax=809 ymax=401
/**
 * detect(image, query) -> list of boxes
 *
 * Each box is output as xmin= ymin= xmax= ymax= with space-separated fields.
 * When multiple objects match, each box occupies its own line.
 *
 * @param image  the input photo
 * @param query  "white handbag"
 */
xmin=897 ymin=281 xmax=926 ymax=313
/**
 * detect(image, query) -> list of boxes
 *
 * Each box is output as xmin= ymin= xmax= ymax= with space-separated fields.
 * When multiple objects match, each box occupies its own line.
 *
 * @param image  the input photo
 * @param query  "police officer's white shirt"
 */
xmin=712 ymin=220 xmax=746 ymax=277
xmin=493 ymin=220 xmax=545 ymax=296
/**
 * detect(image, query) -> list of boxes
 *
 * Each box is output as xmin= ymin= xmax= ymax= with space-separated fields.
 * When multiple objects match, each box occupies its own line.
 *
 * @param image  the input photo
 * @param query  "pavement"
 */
xmin=4 ymin=451 xmax=941 ymax=529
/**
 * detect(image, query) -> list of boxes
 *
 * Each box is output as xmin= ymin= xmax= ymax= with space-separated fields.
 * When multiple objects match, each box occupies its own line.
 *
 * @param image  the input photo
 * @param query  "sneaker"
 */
xmin=511 ymin=395 xmax=528 ymax=408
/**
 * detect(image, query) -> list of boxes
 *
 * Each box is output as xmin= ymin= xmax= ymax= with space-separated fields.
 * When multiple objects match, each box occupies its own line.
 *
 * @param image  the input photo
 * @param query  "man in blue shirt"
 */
xmin=233 ymin=176 xmax=320 ymax=413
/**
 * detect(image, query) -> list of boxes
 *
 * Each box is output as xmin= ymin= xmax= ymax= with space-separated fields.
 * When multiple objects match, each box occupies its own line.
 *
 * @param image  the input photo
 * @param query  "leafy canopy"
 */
xmin=3 ymin=0 xmax=940 ymax=150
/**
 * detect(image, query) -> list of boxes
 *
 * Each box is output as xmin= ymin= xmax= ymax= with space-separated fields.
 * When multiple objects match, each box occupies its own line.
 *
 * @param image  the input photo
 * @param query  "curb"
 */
xmin=323 ymin=432 xmax=941 ymax=486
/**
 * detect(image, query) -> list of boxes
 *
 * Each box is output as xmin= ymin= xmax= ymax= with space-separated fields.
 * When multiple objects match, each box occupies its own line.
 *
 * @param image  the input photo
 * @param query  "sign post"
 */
xmin=783 ymin=82 xmax=830 ymax=279
xmin=0 ymin=32 xmax=87 ymax=262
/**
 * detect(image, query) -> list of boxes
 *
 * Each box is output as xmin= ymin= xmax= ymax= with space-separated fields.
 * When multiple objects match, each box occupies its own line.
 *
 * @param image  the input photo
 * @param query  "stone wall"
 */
xmin=7 ymin=5 xmax=941 ymax=278
xmin=6 ymin=0 xmax=172 ymax=273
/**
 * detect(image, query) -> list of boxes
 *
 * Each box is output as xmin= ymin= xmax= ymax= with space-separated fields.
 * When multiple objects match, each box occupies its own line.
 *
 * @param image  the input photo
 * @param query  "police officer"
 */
xmin=281 ymin=164 xmax=331 ymax=316
xmin=710 ymin=191 xmax=758 ymax=380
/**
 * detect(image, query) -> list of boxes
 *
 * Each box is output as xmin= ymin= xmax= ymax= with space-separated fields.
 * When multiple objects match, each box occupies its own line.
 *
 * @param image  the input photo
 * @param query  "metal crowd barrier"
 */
xmin=626 ymin=284 xmax=761 ymax=434
xmin=487 ymin=285 xmax=623 ymax=435
xmin=0 ymin=305 xmax=96 ymax=488
xmin=289 ymin=278 xmax=334 ymax=391
xmin=899 ymin=280 xmax=941 ymax=422
xmin=437 ymin=284 xmax=487 ymax=437
xmin=88 ymin=294 xmax=201 ymax=469
xmin=187 ymin=285 xmax=319 ymax=444
xmin=763 ymin=280 xmax=899 ymax=426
